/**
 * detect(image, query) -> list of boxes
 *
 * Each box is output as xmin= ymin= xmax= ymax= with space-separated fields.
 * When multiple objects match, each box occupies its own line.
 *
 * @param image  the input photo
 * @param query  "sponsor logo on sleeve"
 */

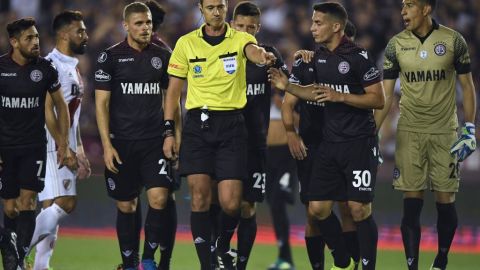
xmin=95 ymin=69 xmax=111 ymax=82
xmin=30 ymin=70 xmax=43 ymax=82
xmin=363 ymin=67 xmax=380 ymax=81
xmin=97 ymin=52 xmax=107 ymax=63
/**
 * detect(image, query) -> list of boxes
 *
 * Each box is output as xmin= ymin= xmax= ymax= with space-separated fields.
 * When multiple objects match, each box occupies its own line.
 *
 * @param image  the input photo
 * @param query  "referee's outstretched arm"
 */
xmin=244 ymin=43 xmax=276 ymax=66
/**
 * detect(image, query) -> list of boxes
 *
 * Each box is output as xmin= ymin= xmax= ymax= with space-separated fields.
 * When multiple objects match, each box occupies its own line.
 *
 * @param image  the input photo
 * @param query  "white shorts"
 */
xmin=38 ymin=151 xmax=77 ymax=202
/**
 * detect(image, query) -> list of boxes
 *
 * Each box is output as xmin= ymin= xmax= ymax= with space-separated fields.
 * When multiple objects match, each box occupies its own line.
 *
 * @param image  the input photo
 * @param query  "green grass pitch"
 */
xmin=35 ymin=236 xmax=478 ymax=269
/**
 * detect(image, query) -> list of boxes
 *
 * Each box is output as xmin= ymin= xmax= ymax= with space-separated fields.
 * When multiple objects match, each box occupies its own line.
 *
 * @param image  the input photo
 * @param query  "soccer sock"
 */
xmin=305 ymin=235 xmax=325 ymax=270
xmin=159 ymin=197 xmax=177 ymax=270
xmin=270 ymin=198 xmax=293 ymax=263
xmin=355 ymin=215 xmax=378 ymax=270
xmin=343 ymin=231 xmax=360 ymax=265
xmin=16 ymin=210 xmax=36 ymax=261
xmin=30 ymin=204 xmax=67 ymax=249
xmin=433 ymin=202 xmax=458 ymax=268
xmin=237 ymin=215 xmax=257 ymax=270
xmin=315 ymin=212 xmax=350 ymax=268
xmin=191 ymin=211 xmax=212 ymax=270
xmin=3 ymin=212 xmax=16 ymax=231
xmin=401 ymin=198 xmax=423 ymax=270
xmin=209 ymin=203 xmax=221 ymax=264
xmin=216 ymin=210 xmax=239 ymax=254
xmin=117 ymin=209 xmax=138 ymax=268
xmin=142 ymin=206 xmax=168 ymax=260
xmin=135 ymin=200 xmax=142 ymax=252
xmin=34 ymin=225 xmax=58 ymax=270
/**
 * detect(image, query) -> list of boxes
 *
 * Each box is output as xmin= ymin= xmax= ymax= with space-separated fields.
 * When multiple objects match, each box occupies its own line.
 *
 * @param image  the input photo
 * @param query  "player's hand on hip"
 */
xmin=163 ymin=136 xmax=178 ymax=162
xmin=104 ymin=145 xmax=122 ymax=174
xmin=63 ymin=148 xmax=78 ymax=171
xmin=313 ymin=84 xmax=345 ymax=103
xmin=76 ymin=152 xmax=91 ymax=180
xmin=286 ymin=131 xmax=308 ymax=160
xmin=268 ymin=68 xmax=289 ymax=91
xmin=294 ymin=50 xmax=314 ymax=63
xmin=450 ymin=122 xmax=476 ymax=162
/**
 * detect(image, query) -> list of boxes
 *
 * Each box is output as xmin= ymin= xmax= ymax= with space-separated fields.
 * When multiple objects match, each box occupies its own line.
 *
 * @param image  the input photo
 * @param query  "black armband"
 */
xmin=163 ymin=120 xmax=175 ymax=138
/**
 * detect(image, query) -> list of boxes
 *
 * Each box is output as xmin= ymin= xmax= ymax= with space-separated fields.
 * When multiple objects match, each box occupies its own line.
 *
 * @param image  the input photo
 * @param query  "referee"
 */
xmin=163 ymin=0 xmax=275 ymax=269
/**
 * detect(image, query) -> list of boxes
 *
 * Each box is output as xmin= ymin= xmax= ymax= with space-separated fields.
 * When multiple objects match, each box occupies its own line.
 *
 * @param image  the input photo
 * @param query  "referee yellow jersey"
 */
xmin=168 ymin=23 xmax=257 ymax=110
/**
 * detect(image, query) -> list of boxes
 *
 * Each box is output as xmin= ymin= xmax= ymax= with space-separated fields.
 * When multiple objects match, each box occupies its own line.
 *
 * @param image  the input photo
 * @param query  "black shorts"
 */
xmin=309 ymin=136 xmax=378 ymax=202
xmin=105 ymin=137 xmax=173 ymax=201
xmin=297 ymin=144 xmax=318 ymax=205
xmin=0 ymin=144 xmax=46 ymax=199
xmin=179 ymin=109 xmax=247 ymax=182
xmin=243 ymin=147 xmax=266 ymax=203
xmin=265 ymin=145 xmax=297 ymax=205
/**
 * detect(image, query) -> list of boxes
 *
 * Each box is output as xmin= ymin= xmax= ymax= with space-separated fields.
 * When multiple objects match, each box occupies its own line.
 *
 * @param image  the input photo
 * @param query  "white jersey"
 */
xmin=45 ymin=48 xmax=83 ymax=152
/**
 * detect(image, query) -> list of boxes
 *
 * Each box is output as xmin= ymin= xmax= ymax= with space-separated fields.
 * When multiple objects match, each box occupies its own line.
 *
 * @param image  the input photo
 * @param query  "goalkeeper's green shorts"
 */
xmin=392 ymin=130 xmax=459 ymax=192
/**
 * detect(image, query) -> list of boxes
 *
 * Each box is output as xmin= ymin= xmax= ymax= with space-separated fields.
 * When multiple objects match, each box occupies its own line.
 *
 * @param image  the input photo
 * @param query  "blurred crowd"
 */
xmin=1 ymin=0 xmax=479 ymax=170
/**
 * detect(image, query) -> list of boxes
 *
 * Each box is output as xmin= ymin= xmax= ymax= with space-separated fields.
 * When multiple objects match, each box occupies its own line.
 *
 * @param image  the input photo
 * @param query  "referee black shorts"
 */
xmin=179 ymin=109 xmax=248 ymax=182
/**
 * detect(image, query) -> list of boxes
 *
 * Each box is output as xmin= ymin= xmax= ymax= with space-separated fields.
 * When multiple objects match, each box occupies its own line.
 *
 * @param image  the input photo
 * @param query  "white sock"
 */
xmin=34 ymin=225 xmax=58 ymax=270
xmin=29 ymin=203 xmax=67 ymax=249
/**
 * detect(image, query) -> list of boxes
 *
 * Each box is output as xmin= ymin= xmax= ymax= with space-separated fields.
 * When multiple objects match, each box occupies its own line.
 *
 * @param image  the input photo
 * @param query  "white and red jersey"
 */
xmin=45 ymin=48 xmax=83 ymax=152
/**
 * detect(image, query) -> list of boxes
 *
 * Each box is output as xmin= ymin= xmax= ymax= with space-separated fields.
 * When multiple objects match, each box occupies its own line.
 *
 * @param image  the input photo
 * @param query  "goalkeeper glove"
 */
xmin=450 ymin=122 xmax=476 ymax=162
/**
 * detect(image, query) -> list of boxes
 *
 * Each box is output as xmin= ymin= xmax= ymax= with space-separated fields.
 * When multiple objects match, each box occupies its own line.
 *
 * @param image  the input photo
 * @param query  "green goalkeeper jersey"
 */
xmin=383 ymin=20 xmax=471 ymax=134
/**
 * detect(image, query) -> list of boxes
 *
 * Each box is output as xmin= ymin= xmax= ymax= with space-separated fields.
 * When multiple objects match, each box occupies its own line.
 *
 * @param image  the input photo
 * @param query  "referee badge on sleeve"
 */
xmin=222 ymin=56 xmax=237 ymax=74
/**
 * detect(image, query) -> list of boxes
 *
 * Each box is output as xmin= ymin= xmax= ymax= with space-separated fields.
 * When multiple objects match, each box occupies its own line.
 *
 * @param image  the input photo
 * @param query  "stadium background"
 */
xmin=0 ymin=0 xmax=479 ymax=268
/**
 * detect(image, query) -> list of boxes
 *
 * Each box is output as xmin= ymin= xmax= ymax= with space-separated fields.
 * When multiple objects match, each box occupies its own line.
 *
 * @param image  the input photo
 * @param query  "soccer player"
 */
xmin=94 ymin=3 xmax=175 ymax=270
xmin=374 ymin=1 xmax=476 ymax=269
xmin=0 ymin=18 xmax=70 ymax=268
xmin=284 ymin=20 xmax=360 ymax=270
xmin=23 ymin=10 xmax=90 ymax=270
xmin=145 ymin=0 xmax=171 ymax=51
xmin=163 ymin=0 xmax=276 ymax=268
xmin=269 ymin=3 xmax=385 ymax=270
xmin=229 ymin=2 xmax=289 ymax=269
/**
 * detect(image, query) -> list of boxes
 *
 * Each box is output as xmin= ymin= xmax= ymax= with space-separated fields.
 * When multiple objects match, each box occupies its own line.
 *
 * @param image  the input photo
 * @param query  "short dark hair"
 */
xmin=420 ymin=0 xmax=437 ymax=11
xmin=6 ymin=17 xmax=36 ymax=38
xmin=199 ymin=0 xmax=227 ymax=6
xmin=123 ymin=2 xmax=150 ymax=21
xmin=53 ymin=10 xmax=84 ymax=34
xmin=233 ymin=1 xmax=261 ymax=19
xmin=144 ymin=0 xmax=165 ymax=31
xmin=312 ymin=2 xmax=348 ymax=27
xmin=345 ymin=20 xmax=356 ymax=39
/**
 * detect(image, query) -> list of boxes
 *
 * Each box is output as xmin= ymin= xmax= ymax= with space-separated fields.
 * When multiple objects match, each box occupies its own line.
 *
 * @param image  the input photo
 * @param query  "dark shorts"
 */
xmin=265 ymin=145 xmax=297 ymax=205
xmin=0 ymin=144 xmax=46 ymax=199
xmin=179 ymin=109 xmax=247 ymax=182
xmin=243 ymin=147 xmax=266 ymax=203
xmin=297 ymin=144 xmax=319 ymax=205
xmin=309 ymin=136 xmax=379 ymax=203
xmin=105 ymin=137 xmax=173 ymax=201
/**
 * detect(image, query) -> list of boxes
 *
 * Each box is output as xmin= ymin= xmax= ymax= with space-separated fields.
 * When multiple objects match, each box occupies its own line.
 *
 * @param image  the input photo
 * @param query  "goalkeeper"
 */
xmin=374 ymin=1 xmax=476 ymax=269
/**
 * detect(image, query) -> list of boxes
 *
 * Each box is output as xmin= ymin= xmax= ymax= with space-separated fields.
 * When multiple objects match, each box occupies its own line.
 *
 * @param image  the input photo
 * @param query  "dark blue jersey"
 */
xmin=94 ymin=40 xmax=170 ymax=140
xmin=289 ymin=57 xmax=324 ymax=146
xmin=313 ymin=37 xmax=382 ymax=142
xmin=0 ymin=54 xmax=60 ymax=147
xmin=243 ymin=44 xmax=288 ymax=149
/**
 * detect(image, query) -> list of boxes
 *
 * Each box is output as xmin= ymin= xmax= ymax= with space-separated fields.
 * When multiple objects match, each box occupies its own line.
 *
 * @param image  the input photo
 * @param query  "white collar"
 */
xmin=51 ymin=48 xmax=79 ymax=66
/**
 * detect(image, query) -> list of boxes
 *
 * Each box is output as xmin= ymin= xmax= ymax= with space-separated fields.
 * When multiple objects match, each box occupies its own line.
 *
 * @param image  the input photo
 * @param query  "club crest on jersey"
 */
xmin=434 ymin=44 xmax=446 ymax=56
xmin=97 ymin=52 xmax=107 ymax=63
xmin=222 ymin=56 xmax=237 ymax=74
xmin=419 ymin=50 xmax=428 ymax=59
xmin=393 ymin=167 xmax=400 ymax=180
xmin=30 ymin=70 xmax=43 ymax=82
xmin=338 ymin=61 xmax=350 ymax=74
xmin=63 ymin=179 xmax=72 ymax=190
xmin=151 ymin=57 xmax=162 ymax=69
